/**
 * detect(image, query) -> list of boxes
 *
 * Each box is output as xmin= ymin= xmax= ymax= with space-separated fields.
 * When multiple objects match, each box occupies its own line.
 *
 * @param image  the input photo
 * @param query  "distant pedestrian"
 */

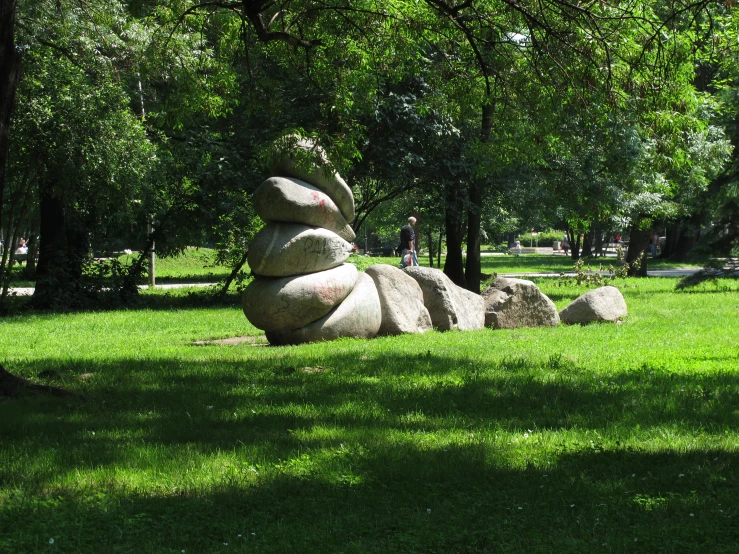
xmin=399 ymin=217 xmax=419 ymax=268
xmin=515 ymin=240 xmax=522 ymax=256
xmin=15 ymin=238 xmax=27 ymax=255
xmin=651 ymin=232 xmax=660 ymax=258
xmin=562 ymin=234 xmax=570 ymax=256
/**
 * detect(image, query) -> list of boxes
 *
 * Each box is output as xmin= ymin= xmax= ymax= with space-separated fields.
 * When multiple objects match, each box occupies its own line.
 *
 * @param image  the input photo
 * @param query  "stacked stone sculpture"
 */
xmin=243 ymin=136 xmax=598 ymax=344
xmin=243 ymin=141 xmax=628 ymax=344
xmin=243 ymin=136 xmax=382 ymax=345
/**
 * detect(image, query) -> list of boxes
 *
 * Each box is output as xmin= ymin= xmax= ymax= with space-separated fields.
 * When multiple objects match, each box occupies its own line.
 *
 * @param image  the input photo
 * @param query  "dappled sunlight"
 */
xmin=1 ymin=277 xmax=737 ymax=551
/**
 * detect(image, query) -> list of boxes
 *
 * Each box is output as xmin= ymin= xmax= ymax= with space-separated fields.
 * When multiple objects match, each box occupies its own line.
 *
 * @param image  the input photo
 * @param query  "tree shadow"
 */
xmin=1 ymin=441 xmax=736 ymax=552
xmin=2 ymin=352 xmax=738 ymax=486
xmin=1 ymin=288 xmax=243 ymax=315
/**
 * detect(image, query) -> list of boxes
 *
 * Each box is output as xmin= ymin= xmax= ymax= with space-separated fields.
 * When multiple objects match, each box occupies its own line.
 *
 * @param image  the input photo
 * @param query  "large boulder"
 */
xmin=365 ymin=264 xmax=432 ymax=335
xmin=248 ymin=223 xmax=353 ymax=277
xmin=559 ymin=286 xmax=627 ymax=324
xmin=270 ymin=135 xmax=355 ymax=223
xmin=482 ymin=277 xmax=560 ymax=329
xmin=265 ymin=273 xmax=382 ymax=345
xmin=253 ymin=177 xmax=355 ymax=242
xmin=403 ymin=266 xmax=484 ymax=331
xmin=242 ymin=263 xmax=358 ymax=332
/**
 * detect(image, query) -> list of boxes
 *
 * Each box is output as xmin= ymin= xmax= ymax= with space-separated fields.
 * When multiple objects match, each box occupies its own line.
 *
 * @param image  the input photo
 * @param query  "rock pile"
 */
xmin=243 ymin=136 xmax=382 ymax=345
xmin=403 ymin=266 xmax=485 ymax=331
xmin=244 ymin=137 xmax=626 ymax=344
xmin=366 ymin=265 xmax=434 ymax=335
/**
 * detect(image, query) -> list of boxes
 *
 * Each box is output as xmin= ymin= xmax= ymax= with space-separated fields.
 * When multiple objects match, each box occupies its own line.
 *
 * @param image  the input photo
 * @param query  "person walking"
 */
xmin=562 ymin=234 xmax=570 ymax=256
xmin=651 ymin=232 xmax=660 ymax=258
xmin=399 ymin=217 xmax=419 ymax=268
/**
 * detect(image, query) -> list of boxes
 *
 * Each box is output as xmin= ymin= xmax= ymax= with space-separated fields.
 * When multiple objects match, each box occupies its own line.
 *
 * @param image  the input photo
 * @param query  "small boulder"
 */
xmin=266 ymin=273 xmax=382 ymax=345
xmin=248 ymin=223 xmax=353 ymax=277
xmin=242 ymin=263 xmax=358 ymax=332
xmin=482 ymin=277 xmax=560 ymax=329
xmin=559 ymin=286 xmax=627 ymax=324
xmin=403 ymin=266 xmax=484 ymax=330
xmin=253 ymin=177 xmax=355 ymax=242
xmin=365 ymin=264 xmax=432 ymax=335
xmin=270 ymin=135 xmax=355 ymax=223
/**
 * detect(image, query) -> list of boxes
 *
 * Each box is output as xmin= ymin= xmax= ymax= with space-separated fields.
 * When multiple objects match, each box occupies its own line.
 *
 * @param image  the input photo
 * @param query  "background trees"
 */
xmin=0 ymin=0 xmax=736 ymax=308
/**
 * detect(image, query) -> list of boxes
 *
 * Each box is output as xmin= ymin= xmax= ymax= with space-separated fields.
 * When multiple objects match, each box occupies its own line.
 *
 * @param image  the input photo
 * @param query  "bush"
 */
xmin=517 ymin=230 xmax=565 ymax=248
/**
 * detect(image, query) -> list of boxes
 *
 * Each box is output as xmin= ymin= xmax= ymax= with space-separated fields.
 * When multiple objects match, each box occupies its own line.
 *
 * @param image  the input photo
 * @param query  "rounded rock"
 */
xmin=559 ymin=286 xmax=627 ymax=324
xmin=403 ymin=266 xmax=485 ymax=330
xmin=482 ymin=277 xmax=560 ymax=329
xmin=365 ymin=264 xmax=432 ymax=335
xmin=253 ymin=176 xmax=355 ymax=242
xmin=266 ymin=273 xmax=382 ymax=345
xmin=242 ymin=263 xmax=358 ymax=332
xmin=248 ymin=223 xmax=353 ymax=277
xmin=270 ymin=135 xmax=355 ymax=223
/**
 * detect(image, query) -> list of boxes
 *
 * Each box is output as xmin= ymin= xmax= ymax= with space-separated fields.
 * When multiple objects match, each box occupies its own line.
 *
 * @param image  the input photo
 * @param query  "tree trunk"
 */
xmin=464 ymin=179 xmax=482 ymax=293
xmin=0 ymin=0 xmax=20 ymax=232
xmin=662 ymin=220 xmax=680 ymax=259
xmin=664 ymin=218 xmax=700 ymax=262
xmin=0 ymin=2 xmax=40 ymax=392
xmin=0 ymin=0 xmax=21 ymax=308
xmin=427 ymin=229 xmax=434 ymax=268
xmin=582 ymin=232 xmax=593 ymax=258
xmin=671 ymin=231 xmax=697 ymax=261
xmin=568 ymin=230 xmax=581 ymax=261
xmin=437 ymin=225 xmax=443 ymax=269
xmin=0 ymin=201 xmax=14 ymax=301
xmin=33 ymin=182 xmax=88 ymax=308
xmin=593 ymin=223 xmax=604 ymax=257
xmin=0 ymin=225 xmax=19 ymax=303
xmin=217 ymin=248 xmax=248 ymax=297
xmin=626 ymin=224 xmax=649 ymax=276
xmin=443 ymin=183 xmax=466 ymax=287
xmin=463 ymin=102 xmax=494 ymax=294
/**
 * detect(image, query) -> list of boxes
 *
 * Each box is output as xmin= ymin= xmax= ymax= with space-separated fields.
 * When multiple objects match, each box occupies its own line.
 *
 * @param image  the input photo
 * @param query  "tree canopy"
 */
xmin=0 ymin=0 xmax=736 ymax=307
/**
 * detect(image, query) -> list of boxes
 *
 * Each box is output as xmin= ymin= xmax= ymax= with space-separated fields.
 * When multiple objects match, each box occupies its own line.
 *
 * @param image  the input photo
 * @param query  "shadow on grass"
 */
xmin=2 ymin=348 xmax=738 ymax=551
xmin=2 ymin=352 xmax=737 ymax=479
xmin=1 ymin=288 xmax=243 ymax=315
xmin=1 ymin=441 xmax=736 ymax=552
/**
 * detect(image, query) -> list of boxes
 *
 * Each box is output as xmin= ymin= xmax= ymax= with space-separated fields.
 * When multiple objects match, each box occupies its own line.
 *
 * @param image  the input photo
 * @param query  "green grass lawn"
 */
xmin=118 ymin=247 xmax=234 ymax=283
xmin=350 ymin=253 xmax=699 ymax=277
xmin=4 ymin=249 xmax=706 ymax=289
xmin=1 ymin=277 xmax=738 ymax=553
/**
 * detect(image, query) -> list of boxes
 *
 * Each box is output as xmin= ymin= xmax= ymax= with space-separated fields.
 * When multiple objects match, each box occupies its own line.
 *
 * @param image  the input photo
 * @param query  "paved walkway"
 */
xmin=6 ymin=282 xmax=219 ymax=297
xmin=503 ymin=269 xmax=701 ymax=278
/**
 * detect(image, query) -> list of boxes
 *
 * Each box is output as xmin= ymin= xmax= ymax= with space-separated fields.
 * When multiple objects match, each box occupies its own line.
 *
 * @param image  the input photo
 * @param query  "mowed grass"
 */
xmin=1 ymin=277 xmax=738 ymax=553
xmin=118 ymin=247 xmax=232 ymax=283
xmin=5 ymin=248 xmax=702 ymax=288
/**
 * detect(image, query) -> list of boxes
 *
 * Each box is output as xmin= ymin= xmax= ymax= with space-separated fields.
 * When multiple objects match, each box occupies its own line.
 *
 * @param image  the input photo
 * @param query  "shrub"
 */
xmin=517 ymin=230 xmax=565 ymax=248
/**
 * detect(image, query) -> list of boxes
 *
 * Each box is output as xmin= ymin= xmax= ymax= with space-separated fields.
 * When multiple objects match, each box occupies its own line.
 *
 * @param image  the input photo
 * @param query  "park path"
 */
xmin=6 ymin=283 xmax=219 ymax=297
